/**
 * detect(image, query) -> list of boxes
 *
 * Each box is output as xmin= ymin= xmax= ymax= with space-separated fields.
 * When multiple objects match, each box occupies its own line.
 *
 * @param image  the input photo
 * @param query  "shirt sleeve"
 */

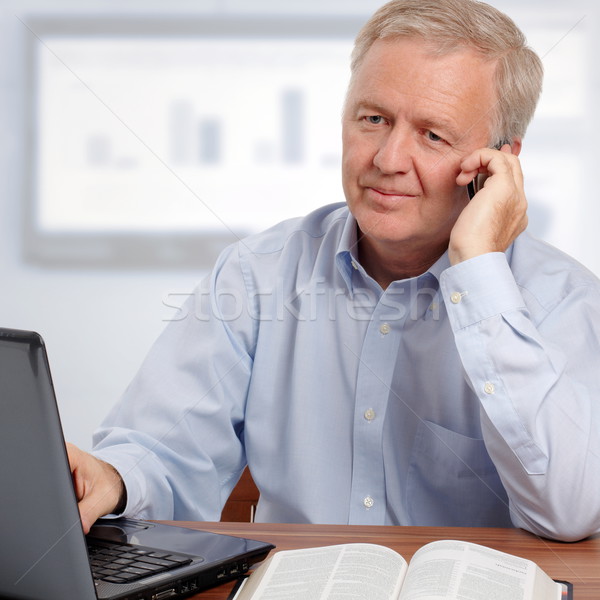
xmin=440 ymin=252 xmax=600 ymax=541
xmin=92 ymin=243 xmax=255 ymax=521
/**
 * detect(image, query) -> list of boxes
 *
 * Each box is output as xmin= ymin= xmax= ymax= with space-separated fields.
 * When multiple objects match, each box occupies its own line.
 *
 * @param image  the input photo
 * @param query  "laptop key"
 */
xmin=103 ymin=576 xmax=128 ymax=584
xmin=131 ymin=561 xmax=162 ymax=571
xmin=165 ymin=556 xmax=192 ymax=564
xmin=97 ymin=568 xmax=121 ymax=577
xmin=112 ymin=572 xmax=141 ymax=582
xmin=136 ymin=556 xmax=178 ymax=568
xmin=122 ymin=567 xmax=152 ymax=576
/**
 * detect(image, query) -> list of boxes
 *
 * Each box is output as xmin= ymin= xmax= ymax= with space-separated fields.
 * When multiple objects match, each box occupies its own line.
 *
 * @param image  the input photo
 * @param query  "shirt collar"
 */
xmin=335 ymin=210 xmax=361 ymax=293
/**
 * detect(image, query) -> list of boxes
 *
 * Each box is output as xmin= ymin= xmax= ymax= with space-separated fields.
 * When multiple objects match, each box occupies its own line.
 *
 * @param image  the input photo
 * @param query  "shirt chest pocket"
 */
xmin=406 ymin=419 xmax=512 ymax=527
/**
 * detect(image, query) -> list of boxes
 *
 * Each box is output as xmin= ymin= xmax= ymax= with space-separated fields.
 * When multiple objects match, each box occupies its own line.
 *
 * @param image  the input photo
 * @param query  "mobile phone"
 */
xmin=467 ymin=173 xmax=486 ymax=200
xmin=466 ymin=140 xmax=510 ymax=200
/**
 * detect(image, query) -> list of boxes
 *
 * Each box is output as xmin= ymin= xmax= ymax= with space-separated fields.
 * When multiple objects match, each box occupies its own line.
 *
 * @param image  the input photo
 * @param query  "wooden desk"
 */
xmin=162 ymin=522 xmax=600 ymax=599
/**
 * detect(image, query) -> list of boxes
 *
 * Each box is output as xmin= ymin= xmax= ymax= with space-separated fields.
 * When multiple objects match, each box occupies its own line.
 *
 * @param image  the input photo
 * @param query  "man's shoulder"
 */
xmin=209 ymin=203 xmax=349 ymax=289
xmin=237 ymin=203 xmax=349 ymax=259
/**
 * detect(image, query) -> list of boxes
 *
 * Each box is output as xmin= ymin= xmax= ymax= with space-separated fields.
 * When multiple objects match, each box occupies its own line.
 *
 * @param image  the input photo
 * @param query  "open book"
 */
xmin=231 ymin=540 xmax=572 ymax=600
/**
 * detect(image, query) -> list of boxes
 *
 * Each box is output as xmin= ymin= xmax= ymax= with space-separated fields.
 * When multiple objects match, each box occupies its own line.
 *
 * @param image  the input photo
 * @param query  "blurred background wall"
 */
xmin=0 ymin=0 xmax=597 ymax=450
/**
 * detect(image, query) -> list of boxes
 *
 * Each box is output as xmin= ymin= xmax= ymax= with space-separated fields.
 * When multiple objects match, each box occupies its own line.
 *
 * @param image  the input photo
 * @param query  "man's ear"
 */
xmin=499 ymin=138 xmax=521 ymax=156
xmin=510 ymin=138 xmax=522 ymax=156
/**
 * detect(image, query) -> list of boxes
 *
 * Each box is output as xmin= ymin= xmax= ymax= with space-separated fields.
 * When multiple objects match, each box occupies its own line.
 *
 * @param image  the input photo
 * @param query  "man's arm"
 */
xmin=441 ymin=254 xmax=600 ymax=540
xmin=66 ymin=443 xmax=126 ymax=534
xmin=90 ymin=243 xmax=255 ymax=522
xmin=445 ymin=147 xmax=600 ymax=540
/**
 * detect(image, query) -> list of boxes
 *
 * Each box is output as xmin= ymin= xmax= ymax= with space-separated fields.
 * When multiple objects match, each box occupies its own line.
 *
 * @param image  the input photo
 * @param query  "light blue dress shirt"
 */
xmin=94 ymin=203 xmax=600 ymax=541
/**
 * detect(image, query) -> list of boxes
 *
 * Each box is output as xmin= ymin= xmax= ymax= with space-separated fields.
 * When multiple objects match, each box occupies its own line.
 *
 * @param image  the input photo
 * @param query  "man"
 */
xmin=69 ymin=0 xmax=600 ymax=542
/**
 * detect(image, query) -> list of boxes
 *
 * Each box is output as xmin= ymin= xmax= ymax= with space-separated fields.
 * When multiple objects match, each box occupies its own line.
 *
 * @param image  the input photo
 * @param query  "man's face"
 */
xmin=342 ymin=37 xmax=498 ymax=261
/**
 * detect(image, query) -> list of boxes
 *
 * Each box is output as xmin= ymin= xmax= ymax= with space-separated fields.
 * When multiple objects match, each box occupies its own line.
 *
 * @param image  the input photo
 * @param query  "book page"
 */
xmin=234 ymin=543 xmax=408 ymax=600
xmin=398 ymin=540 xmax=561 ymax=600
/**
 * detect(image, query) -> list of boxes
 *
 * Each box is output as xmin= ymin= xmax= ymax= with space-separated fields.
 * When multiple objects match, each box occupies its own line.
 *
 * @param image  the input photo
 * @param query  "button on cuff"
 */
xmin=450 ymin=291 xmax=468 ymax=304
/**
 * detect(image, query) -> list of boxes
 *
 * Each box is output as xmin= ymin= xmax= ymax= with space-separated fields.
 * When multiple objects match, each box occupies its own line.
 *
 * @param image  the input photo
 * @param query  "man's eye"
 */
xmin=365 ymin=115 xmax=385 ymax=125
xmin=426 ymin=130 xmax=444 ymax=143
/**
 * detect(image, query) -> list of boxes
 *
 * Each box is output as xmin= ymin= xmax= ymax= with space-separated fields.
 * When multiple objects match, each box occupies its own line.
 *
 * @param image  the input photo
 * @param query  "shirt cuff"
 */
xmin=92 ymin=446 xmax=148 ymax=519
xmin=439 ymin=252 xmax=526 ymax=330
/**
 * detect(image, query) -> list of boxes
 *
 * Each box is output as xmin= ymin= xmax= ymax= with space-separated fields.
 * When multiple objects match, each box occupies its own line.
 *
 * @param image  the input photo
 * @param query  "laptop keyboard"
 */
xmin=87 ymin=539 xmax=194 ymax=584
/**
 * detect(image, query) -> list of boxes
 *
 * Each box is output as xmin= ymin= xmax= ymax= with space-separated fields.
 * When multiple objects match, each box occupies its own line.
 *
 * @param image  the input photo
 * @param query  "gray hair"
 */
xmin=349 ymin=0 xmax=543 ymax=145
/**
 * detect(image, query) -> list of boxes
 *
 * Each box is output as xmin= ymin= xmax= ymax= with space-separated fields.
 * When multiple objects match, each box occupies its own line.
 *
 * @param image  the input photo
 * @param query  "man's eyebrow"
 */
xmin=418 ymin=117 xmax=462 ymax=142
xmin=350 ymin=97 xmax=390 ymax=115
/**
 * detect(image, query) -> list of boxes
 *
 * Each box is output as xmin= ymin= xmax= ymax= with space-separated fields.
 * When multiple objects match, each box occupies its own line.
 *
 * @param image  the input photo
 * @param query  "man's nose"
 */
xmin=372 ymin=126 xmax=413 ymax=174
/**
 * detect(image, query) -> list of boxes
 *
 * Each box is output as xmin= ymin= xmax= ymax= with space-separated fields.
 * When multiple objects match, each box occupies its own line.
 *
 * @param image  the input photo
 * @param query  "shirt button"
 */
xmin=379 ymin=323 xmax=391 ymax=335
xmin=364 ymin=408 xmax=376 ymax=421
xmin=484 ymin=381 xmax=495 ymax=395
xmin=351 ymin=260 xmax=359 ymax=270
xmin=450 ymin=292 xmax=462 ymax=304
xmin=363 ymin=496 xmax=374 ymax=509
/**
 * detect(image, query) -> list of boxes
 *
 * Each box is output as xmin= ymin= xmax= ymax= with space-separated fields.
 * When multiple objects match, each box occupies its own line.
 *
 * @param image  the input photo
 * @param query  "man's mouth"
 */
xmin=368 ymin=186 xmax=417 ymax=198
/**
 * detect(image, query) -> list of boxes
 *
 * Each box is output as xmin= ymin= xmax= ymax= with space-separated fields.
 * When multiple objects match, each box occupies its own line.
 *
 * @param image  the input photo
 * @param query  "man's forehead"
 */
xmin=356 ymin=37 xmax=496 ymax=79
xmin=350 ymin=39 xmax=497 ymax=110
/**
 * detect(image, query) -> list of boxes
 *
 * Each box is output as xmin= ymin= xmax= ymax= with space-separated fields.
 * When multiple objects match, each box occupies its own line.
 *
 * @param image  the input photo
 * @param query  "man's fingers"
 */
xmin=456 ymin=146 xmax=518 ymax=187
xmin=66 ymin=442 xmax=86 ymax=501
xmin=78 ymin=494 xmax=104 ymax=534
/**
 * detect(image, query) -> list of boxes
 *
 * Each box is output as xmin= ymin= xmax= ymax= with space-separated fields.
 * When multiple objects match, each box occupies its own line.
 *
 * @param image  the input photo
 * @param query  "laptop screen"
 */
xmin=0 ymin=329 xmax=97 ymax=599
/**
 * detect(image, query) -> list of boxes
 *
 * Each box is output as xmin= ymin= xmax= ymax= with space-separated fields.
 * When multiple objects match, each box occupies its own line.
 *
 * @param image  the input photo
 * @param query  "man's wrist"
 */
xmin=104 ymin=461 xmax=127 ymax=515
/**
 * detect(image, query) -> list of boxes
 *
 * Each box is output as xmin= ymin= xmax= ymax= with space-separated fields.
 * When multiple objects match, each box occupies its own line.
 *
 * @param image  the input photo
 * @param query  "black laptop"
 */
xmin=0 ymin=328 xmax=274 ymax=600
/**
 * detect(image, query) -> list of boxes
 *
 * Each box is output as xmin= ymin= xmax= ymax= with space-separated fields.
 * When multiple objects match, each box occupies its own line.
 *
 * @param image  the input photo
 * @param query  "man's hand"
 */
xmin=450 ymin=144 xmax=527 ymax=265
xmin=66 ymin=443 xmax=126 ymax=534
